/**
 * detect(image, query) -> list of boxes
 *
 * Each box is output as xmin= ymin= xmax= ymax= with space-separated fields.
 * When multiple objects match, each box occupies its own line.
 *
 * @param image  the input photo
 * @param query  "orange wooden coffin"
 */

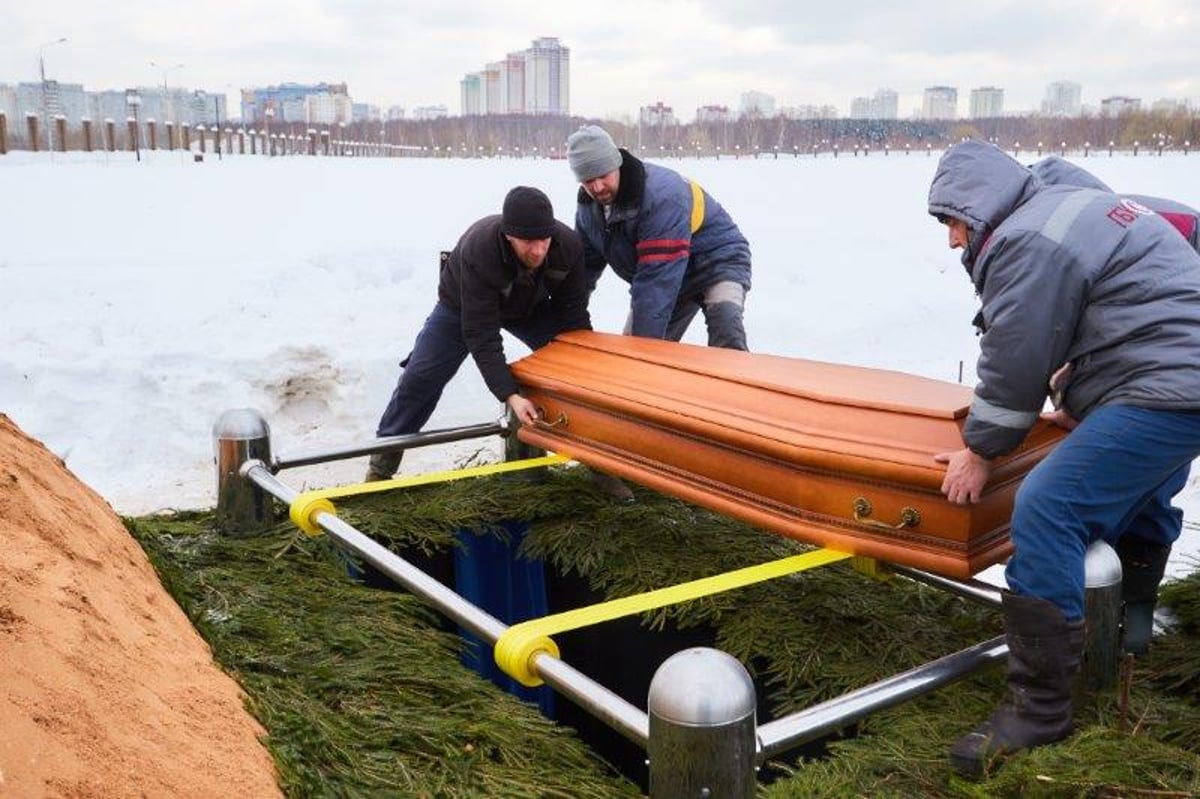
xmin=511 ymin=330 xmax=1065 ymax=579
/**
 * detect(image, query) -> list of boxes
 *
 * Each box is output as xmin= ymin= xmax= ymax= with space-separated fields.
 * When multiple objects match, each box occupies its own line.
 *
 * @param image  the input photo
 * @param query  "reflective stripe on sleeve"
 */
xmin=970 ymin=395 xmax=1040 ymax=429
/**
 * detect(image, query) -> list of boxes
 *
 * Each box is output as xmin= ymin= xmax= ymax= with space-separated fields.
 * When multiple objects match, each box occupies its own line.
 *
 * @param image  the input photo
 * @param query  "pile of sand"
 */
xmin=0 ymin=414 xmax=281 ymax=797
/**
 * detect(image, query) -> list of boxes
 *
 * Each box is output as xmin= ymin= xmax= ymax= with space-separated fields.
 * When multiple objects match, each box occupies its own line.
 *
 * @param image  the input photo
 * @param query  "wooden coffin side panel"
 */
xmin=511 ymin=332 xmax=1066 ymax=578
xmin=517 ymin=390 xmax=1020 ymax=579
xmin=518 ymin=425 xmax=1012 ymax=580
xmin=515 ymin=363 xmax=971 ymax=488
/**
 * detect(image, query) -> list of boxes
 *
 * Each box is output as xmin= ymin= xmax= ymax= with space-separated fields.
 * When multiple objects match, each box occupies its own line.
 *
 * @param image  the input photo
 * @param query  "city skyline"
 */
xmin=5 ymin=1 xmax=1199 ymax=121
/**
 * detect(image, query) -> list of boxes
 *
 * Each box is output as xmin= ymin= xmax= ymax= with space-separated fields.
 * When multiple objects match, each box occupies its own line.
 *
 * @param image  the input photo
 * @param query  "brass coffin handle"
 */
xmin=533 ymin=408 xmax=568 ymax=430
xmin=852 ymin=497 xmax=921 ymax=530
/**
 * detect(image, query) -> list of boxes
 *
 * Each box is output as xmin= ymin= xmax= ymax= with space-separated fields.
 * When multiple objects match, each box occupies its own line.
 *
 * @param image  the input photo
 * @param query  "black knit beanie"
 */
xmin=501 ymin=186 xmax=557 ymax=239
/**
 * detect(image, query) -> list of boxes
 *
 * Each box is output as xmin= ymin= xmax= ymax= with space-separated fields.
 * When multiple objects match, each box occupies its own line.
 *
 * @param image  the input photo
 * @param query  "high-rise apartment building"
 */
xmin=88 ymin=90 xmax=131 ymax=124
xmin=460 ymin=73 xmax=482 ymax=116
xmin=849 ymin=97 xmax=871 ymax=119
xmin=462 ymin=38 xmax=568 ymax=116
xmin=482 ymin=63 xmax=505 ymax=114
xmin=500 ymin=52 xmax=525 ymax=114
xmin=969 ymin=86 xmax=1004 ymax=118
xmin=6 ymin=81 xmax=88 ymax=125
xmin=780 ymin=105 xmax=838 ymax=120
xmin=922 ymin=86 xmax=958 ymax=120
xmin=183 ymin=90 xmax=227 ymax=126
xmin=307 ymin=92 xmax=352 ymax=124
xmin=850 ymin=89 xmax=896 ymax=120
xmin=871 ymin=89 xmax=898 ymax=119
xmin=739 ymin=90 xmax=775 ymax=119
xmin=1152 ymin=98 xmax=1189 ymax=114
xmin=1100 ymin=96 xmax=1141 ymax=116
xmin=524 ymin=37 xmax=569 ymax=115
xmin=242 ymin=83 xmax=348 ymax=124
xmin=696 ymin=105 xmax=731 ymax=123
xmin=639 ymin=101 xmax=675 ymax=126
xmin=1042 ymin=81 xmax=1082 ymax=117
xmin=412 ymin=105 xmax=448 ymax=120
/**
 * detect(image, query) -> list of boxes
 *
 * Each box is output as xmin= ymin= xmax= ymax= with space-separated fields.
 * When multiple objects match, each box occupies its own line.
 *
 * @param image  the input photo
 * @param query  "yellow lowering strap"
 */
xmin=494 ymin=547 xmax=852 ymax=686
xmin=285 ymin=454 xmax=570 ymax=534
xmin=689 ymin=179 xmax=705 ymax=234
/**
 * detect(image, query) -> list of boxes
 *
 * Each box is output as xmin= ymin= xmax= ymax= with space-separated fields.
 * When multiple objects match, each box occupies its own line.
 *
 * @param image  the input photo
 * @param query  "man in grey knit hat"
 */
xmin=566 ymin=124 xmax=752 ymax=349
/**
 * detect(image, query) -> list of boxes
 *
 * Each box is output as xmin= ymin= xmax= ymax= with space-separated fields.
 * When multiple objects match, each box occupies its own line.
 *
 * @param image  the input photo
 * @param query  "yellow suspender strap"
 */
xmin=494 ymin=547 xmax=853 ymax=686
xmin=287 ymin=454 xmax=570 ymax=535
xmin=689 ymin=180 xmax=705 ymax=234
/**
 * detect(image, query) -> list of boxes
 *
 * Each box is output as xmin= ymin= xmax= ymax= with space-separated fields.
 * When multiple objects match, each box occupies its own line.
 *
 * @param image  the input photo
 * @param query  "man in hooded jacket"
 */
xmin=1027 ymin=155 xmax=1200 ymax=660
xmin=928 ymin=140 xmax=1200 ymax=777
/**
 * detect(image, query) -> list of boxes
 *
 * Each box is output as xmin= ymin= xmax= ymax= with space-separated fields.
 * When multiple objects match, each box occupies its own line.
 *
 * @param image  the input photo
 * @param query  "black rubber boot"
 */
xmin=949 ymin=593 xmax=1085 ymax=778
xmin=364 ymin=451 xmax=402 ymax=482
xmin=1116 ymin=536 xmax=1171 ymax=656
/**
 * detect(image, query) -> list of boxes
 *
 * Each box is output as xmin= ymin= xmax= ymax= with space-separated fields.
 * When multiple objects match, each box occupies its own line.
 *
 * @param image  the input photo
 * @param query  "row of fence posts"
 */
xmin=0 ymin=111 xmax=414 ymax=158
xmin=0 ymin=111 xmax=1193 ymax=161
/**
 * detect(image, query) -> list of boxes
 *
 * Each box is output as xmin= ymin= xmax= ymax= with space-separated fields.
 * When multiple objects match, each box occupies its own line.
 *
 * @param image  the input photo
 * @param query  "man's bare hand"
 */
xmin=1041 ymin=409 xmax=1079 ymax=431
xmin=933 ymin=447 xmax=993 ymax=505
xmin=506 ymin=394 xmax=539 ymax=426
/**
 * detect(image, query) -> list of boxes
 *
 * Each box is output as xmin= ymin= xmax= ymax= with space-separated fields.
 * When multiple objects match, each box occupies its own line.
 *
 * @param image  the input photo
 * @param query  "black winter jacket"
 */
xmin=438 ymin=215 xmax=590 ymax=401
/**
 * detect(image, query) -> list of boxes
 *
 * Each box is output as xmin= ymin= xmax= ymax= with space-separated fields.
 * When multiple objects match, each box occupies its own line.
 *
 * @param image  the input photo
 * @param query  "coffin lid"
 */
xmin=532 ymin=331 xmax=971 ymax=420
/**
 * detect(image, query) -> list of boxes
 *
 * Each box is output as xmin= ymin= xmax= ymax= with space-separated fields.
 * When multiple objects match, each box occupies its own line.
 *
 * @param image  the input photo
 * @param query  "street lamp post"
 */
xmin=213 ymin=95 xmax=223 ymax=159
xmin=127 ymin=91 xmax=142 ymax=162
xmin=150 ymin=62 xmax=184 ymax=140
xmin=38 ymin=37 xmax=68 ymax=152
xmin=264 ymin=106 xmax=275 ymax=156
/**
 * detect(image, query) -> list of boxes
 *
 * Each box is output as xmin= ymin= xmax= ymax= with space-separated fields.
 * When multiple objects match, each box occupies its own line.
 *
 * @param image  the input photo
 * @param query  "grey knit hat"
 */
xmin=566 ymin=125 xmax=622 ymax=182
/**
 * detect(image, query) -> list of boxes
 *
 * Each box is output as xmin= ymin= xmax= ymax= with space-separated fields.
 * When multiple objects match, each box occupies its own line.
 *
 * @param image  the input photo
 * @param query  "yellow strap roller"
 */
xmin=495 ymin=548 xmax=852 ymax=686
xmin=289 ymin=495 xmax=337 ymax=535
xmin=285 ymin=454 xmax=570 ymax=534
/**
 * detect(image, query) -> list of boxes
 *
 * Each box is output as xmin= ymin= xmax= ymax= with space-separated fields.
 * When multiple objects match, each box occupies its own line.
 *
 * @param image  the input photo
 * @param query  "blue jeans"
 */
xmin=376 ymin=302 xmax=562 ymax=437
xmin=1006 ymin=405 xmax=1200 ymax=620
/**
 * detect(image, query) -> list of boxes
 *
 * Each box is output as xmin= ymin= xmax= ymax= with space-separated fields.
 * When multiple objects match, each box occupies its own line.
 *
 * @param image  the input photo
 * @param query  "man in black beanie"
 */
xmin=365 ymin=186 xmax=592 ymax=481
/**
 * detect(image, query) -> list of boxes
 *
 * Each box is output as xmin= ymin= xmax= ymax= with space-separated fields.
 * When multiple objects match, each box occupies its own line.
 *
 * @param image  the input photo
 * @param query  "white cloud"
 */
xmin=4 ymin=0 xmax=1198 ymax=119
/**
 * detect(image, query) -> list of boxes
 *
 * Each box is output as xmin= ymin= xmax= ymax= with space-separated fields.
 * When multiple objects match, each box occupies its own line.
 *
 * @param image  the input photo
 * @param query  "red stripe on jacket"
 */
xmin=1160 ymin=212 xmax=1198 ymax=242
xmin=638 ymin=249 xmax=690 ymax=265
xmin=636 ymin=238 xmax=690 ymax=251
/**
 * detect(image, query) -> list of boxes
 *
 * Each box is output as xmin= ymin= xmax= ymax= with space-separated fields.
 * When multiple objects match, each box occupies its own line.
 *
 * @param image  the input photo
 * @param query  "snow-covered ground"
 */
xmin=3 ymin=147 xmax=1200 ymax=579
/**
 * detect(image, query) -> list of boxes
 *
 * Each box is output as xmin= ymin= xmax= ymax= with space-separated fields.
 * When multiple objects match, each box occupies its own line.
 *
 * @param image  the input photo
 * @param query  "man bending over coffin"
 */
xmin=566 ymin=124 xmax=753 ymax=349
xmin=928 ymin=139 xmax=1200 ymax=777
xmin=365 ymin=187 xmax=590 ymax=481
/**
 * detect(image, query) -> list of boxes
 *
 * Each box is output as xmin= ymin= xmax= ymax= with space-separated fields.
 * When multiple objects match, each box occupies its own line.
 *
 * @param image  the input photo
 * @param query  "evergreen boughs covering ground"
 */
xmin=129 ymin=464 xmax=1200 ymax=797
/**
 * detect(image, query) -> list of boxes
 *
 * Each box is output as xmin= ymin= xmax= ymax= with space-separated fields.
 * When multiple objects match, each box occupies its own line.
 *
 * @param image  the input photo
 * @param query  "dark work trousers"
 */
xmin=1006 ymin=404 xmax=1200 ymax=621
xmin=375 ymin=301 xmax=560 ymax=437
xmin=625 ymin=279 xmax=749 ymax=350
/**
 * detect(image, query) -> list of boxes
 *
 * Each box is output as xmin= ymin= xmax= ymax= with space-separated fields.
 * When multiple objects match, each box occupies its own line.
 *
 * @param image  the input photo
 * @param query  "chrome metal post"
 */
xmin=648 ymin=648 xmax=757 ymax=799
xmin=213 ymin=409 xmax=274 ymax=534
xmin=1083 ymin=539 xmax=1122 ymax=690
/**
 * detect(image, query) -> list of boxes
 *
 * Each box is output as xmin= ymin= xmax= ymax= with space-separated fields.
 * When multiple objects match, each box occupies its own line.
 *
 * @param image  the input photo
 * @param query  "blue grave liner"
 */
xmin=453 ymin=521 xmax=555 ymax=717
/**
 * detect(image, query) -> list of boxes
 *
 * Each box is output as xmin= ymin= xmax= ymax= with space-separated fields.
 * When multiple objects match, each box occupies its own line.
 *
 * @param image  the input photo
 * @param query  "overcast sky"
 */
xmin=5 ymin=1 xmax=1198 ymax=120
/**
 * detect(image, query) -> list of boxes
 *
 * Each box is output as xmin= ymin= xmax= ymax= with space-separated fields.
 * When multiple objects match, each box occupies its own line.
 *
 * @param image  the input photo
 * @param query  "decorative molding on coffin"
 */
xmin=513 ymin=331 xmax=1064 ymax=579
